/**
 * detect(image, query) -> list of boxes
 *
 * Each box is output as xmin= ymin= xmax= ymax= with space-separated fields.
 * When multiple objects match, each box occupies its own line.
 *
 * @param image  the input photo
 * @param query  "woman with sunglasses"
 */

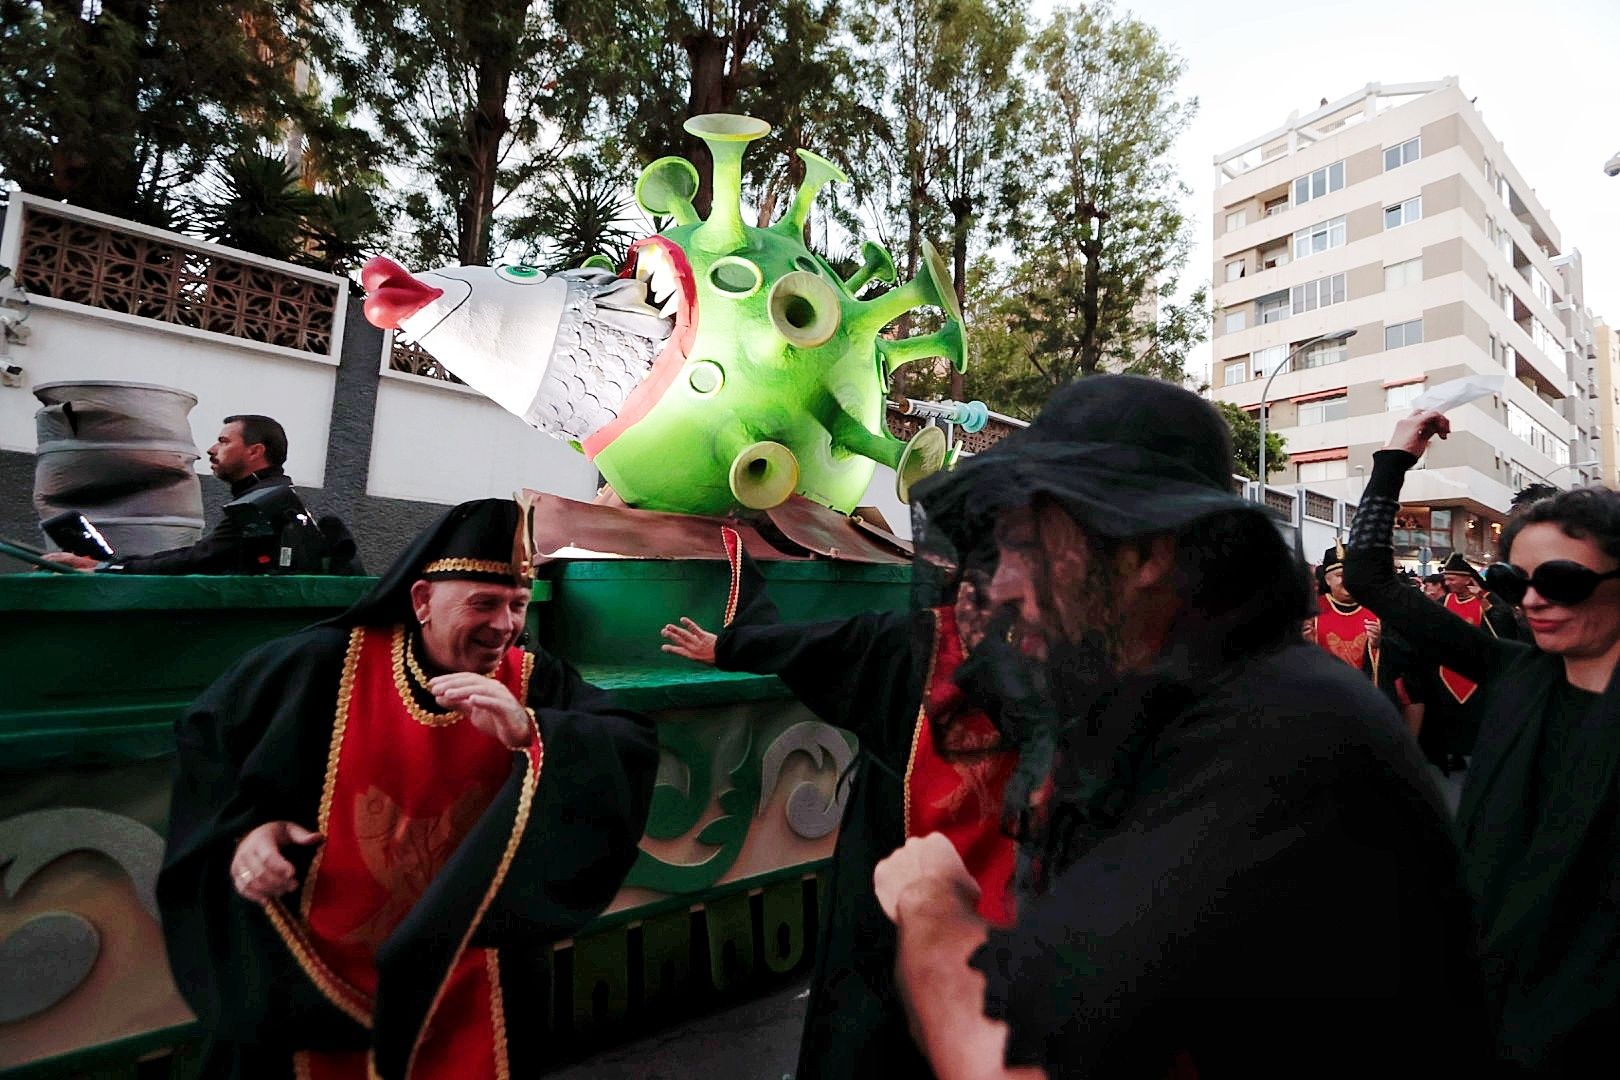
xmin=1344 ymin=408 xmax=1620 ymax=1077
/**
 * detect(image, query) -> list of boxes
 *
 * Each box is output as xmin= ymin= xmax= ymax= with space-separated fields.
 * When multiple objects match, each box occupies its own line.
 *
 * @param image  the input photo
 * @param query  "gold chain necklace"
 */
xmin=392 ymin=627 xmax=462 ymax=727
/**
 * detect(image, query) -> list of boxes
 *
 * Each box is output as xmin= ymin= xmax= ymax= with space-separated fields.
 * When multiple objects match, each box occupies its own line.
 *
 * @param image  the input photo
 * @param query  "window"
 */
xmin=1223 ymin=361 xmax=1249 ymax=386
xmin=1507 ymin=401 xmax=1570 ymax=464
xmin=1293 ymin=216 xmax=1346 ymax=260
xmin=1258 ymin=293 xmax=1291 ymax=324
xmin=1225 ymin=260 xmax=1246 ymax=283
xmin=1224 ymin=310 xmax=1247 ymax=333
xmin=1528 ymin=266 xmax=1554 ymax=307
xmin=1385 ymin=257 xmax=1423 ymax=290
xmin=1530 ymin=317 xmax=1560 ymax=359
xmin=1386 ymin=383 xmax=1426 ymax=411
xmin=1226 ymin=209 xmax=1248 ymax=231
xmin=1299 ymin=395 xmax=1349 ymax=425
xmin=1385 ymin=319 xmax=1424 ymax=349
xmin=1299 ymin=459 xmax=1350 ymax=483
xmin=1383 ymin=137 xmax=1420 ymax=171
xmin=1292 ymin=161 xmax=1345 ymax=206
xmin=1264 ymin=196 xmax=1289 ymax=218
xmin=1384 ymin=196 xmax=1422 ymax=230
xmin=1299 ymin=340 xmax=1349 ymax=369
xmin=1291 ymin=273 xmax=1347 ymax=314
xmin=1259 ymin=245 xmax=1289 ymax=271
xmin=1252 ymin=344 xmax=1287 ymax=377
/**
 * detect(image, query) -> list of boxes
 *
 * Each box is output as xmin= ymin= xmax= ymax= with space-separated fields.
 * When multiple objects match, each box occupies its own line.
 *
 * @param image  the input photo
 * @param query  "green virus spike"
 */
xmin=685 ymin=114 xmax=770 ymax=255
xmin=774 ymin=150 xmax=850 ymax=237
xmin=635 ymin=157 xmax=701 ymax=227
xmin=589 ymin=114 xmax=972 ymax=514
xmin=843 ymin=241 xmax=897 ymax=295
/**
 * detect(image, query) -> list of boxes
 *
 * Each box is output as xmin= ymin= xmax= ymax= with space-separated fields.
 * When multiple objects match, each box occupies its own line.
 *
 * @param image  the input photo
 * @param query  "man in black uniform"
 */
xmin=157 ymin=498 xmax=658 ymax=1079
xmin=870 ymin=376 xmax=1489 ymax=1080
xmin=43 ymin=414 xmax=350 ymax=573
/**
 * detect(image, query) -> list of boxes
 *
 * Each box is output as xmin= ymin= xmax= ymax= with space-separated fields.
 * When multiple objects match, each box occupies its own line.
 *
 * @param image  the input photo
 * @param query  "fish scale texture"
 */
xmin=523 ymin=291 xmax=667 ymax=440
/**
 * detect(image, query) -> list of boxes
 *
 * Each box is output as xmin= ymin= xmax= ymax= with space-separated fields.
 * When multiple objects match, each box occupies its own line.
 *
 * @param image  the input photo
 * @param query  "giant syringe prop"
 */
xmin=893 ymin=398 xmax=989 ymax=434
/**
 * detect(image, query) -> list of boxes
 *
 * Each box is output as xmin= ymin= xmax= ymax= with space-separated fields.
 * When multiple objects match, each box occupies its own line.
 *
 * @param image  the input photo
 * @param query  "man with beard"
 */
xmin=869 ymin=375 xmax=1489 ymax=1079
xmin=157 ymin=498 xmax=658 ymax=1079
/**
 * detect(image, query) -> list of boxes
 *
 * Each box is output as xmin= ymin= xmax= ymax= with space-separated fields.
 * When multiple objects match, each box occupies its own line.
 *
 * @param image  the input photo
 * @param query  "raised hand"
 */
xmin=427 ymin=672 xmax=534 ymax=748
xmin=660 ymin=616 xmax=717 ymax=665
xmin=1385 ymin=408 xmax=1450 ymax=458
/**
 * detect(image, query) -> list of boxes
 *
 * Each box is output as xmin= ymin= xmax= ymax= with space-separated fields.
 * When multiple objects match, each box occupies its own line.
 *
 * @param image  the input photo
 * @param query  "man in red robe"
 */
xmin=1314 ymin=542 xmax=1384 ymax=680
xmin=158 ymin=498 xmax=658 ymax=1079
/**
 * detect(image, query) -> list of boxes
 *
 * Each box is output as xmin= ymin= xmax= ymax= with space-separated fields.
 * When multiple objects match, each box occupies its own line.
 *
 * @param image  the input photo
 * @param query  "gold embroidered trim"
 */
xmin=301 ymin=627 xmax=364 ymax=921
xmin=487 ymin=951 xmax=511 ymax=1080
xmin=392 ymin=626 xmax=463 ymax=727
xmin=1324 ymin=596 xmax=1362 ymax=616
xmin=403 ymin=734 xmax=545 ymax=1079
xmin=423 ymin=557 xmax=526 ymax=579
xmin=721 ymin=525 xmax=742 ymax=628
xmin=902 ymin=608 xmax=943 ymax=837
xmin=265 ymin=897 xmax=374 ymax=1028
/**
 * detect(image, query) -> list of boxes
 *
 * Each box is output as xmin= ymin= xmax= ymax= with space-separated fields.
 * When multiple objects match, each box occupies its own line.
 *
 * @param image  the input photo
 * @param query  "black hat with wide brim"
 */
xmin=911 ymin=375 xmax=1263 ymax=549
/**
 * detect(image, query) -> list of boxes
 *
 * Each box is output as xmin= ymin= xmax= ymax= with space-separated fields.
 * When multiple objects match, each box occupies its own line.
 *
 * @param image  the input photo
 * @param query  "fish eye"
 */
xmin=497 ymin=265 xmax=545 ymax=283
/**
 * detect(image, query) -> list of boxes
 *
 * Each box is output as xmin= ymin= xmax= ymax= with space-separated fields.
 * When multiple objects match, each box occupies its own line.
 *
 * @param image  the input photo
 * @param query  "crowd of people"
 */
xmin=156 ymin=376 xmax=1620 ymax=1079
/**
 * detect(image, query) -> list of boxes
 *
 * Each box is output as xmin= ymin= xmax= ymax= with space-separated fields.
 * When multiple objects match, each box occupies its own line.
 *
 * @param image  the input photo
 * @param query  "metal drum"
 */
xmin=32 ymin=381 xmax=205 ymax=555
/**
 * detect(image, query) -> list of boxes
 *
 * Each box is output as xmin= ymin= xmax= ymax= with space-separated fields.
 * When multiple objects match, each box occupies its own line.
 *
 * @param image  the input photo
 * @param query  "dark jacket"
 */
xmin=1346 ymin=448 xmax=1620 ymax=1075
xmin=103 ymin=468 xmax=333 ymax=574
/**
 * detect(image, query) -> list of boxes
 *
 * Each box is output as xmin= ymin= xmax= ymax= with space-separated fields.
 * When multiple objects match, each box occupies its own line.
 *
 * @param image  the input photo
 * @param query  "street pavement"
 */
xmin=546 ymin=980 xmax=809 ymax=1079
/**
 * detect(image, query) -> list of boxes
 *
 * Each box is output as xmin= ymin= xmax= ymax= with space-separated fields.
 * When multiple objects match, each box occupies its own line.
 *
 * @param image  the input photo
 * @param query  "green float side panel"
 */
xmin=703 ymin=890 xmax=756 ymax=993
xmin=569 ymin=927 xmax=631 ymax=1035
xmin=760 ymin=879 xmax=809 ymax=975
xmin=639 ymin=909 xmax=695 ymax=1012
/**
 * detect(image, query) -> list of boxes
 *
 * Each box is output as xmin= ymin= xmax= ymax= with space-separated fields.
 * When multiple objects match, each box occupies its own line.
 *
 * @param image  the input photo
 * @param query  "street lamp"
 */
xmin=1256 ymin=328 xmax=1358 ymax=484
xmin=1543 ymin=459 xmax=1601 ymax=488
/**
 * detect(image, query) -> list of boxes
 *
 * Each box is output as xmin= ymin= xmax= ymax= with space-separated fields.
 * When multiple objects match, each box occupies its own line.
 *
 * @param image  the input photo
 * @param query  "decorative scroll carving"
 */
xmin=15 ymin=204 xmax=338 ymax=355
xmin=757 ymin=721 xmax=856 ymax=840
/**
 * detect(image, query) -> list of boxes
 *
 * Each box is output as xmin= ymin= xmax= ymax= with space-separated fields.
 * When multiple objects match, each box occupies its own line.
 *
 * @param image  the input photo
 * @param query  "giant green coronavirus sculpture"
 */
xmin=361 ymin=114 xmax=966 ymax=516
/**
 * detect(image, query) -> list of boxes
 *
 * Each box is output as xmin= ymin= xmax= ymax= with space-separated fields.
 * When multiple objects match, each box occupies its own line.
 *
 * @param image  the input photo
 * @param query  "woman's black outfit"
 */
xmin=1345 ymin=448 xmax=1620 ymax=1076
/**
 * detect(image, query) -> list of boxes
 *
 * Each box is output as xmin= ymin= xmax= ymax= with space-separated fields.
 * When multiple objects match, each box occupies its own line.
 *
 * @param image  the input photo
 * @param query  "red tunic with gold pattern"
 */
xmin=1315 ymin=595 xmax=1379 ymax=678
xmin=904 ymin=605 xmax=1019 ymax=927
xmin=270 ymin=626 xmax=536 ymax=1080
xmin=1438 ymin=593 xmax=1493 ymax=703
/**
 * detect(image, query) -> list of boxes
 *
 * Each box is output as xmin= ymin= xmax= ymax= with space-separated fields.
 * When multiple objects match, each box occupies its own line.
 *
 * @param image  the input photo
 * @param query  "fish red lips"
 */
xmin=361 ymin=256 xmax=445 ymax=330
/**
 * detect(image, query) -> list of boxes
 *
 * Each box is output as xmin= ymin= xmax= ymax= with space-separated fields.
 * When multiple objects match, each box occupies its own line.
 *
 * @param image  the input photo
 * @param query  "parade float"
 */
xmin=0 ymin=115 xmax=991 ymax=1077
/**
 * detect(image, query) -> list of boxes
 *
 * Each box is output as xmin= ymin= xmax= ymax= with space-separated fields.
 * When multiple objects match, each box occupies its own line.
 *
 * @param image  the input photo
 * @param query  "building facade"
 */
xmin=1210 ymin=79 xmax=1599 ymax=568
xmin=1596 ymin=321 xmax=1620 ymax=488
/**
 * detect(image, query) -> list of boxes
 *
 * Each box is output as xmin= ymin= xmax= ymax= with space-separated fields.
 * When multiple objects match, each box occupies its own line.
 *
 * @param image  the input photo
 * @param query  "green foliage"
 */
xmin=1216 ymin=401 xmax=1288 ymax=481
xmin=303 ymin=187 xmax=384 ymax=274
xmin=995 ymin=2 xmax=1206 ymax=396
xmin=196 ymin=150 xmax=316 ymax=259
xmin=0 ymin=0 xmax=310 ymax=223
xmin=506 ymin=162 xmax=640 ymax=272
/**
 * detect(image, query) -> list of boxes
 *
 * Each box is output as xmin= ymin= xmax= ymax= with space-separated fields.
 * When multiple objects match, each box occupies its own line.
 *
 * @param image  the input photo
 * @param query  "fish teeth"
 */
xmin=658 ymin=291 xmax=681 ymax=317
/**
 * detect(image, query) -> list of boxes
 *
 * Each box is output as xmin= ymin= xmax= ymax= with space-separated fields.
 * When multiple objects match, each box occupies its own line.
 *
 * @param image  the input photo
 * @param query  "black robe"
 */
xmin=713 ymin=576 xmax=931 ymax=1080
xmin=972 ymin=643 xmax=1491 ymax=1078
xmin=1347 ymin=449 xmax=1620 ymax=1075
xmin=156 ymin=625 xmax=658 ymax=1079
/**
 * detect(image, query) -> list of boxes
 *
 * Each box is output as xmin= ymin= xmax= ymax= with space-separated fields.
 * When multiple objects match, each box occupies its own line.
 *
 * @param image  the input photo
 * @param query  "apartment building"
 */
xmin=1597 ymin=321 xmax=1620 ymax=488
xmin=1210 ymin=79 xmax=1599 ymax=567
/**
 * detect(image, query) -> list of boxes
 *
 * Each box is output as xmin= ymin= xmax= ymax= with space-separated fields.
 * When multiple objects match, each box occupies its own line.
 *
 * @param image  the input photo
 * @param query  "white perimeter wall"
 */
xmin=0 ymin=304 xmax=339 ymax=488
xmin=367 ymin=368 xmax=599 ymax=504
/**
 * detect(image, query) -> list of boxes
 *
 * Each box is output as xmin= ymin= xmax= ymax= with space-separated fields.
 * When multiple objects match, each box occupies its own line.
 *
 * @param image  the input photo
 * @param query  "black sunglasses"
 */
xmin=1483 ymin=560 xmax=1620 ymax=606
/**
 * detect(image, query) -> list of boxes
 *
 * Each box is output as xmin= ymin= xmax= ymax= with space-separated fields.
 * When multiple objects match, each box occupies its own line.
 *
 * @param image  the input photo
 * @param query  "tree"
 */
xmin=505 ymin=160 xmax=640 ymax=272
xmin=0 ymin=0 xmax=310 ymax=224
xmin=930 ymin=0 xmax=1026 ymax=399
xmin=195 ymin=150 xmax=316 ymax=259
xmin=1216 ymin=401 xmax=1287 ymax=482
xmin=996 ymin=2 xmax=1206 ymax=394
xmin=323 ymin=0 xmax=576 ymax=268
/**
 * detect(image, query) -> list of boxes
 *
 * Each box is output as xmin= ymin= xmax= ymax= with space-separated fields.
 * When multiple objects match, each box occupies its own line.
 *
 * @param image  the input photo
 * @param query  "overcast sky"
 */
xmin=1030 ymin=0 xmax=1620 ymax=383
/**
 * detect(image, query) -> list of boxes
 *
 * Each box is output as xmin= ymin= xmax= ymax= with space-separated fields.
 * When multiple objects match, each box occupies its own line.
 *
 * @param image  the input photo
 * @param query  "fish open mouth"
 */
xmin=580 ymin=237 xmax=700 ymax=458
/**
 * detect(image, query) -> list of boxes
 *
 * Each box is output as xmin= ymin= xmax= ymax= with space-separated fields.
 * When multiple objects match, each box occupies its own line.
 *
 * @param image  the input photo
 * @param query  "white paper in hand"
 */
xmin=1409 ymin=374 xmax=1503 ymax=414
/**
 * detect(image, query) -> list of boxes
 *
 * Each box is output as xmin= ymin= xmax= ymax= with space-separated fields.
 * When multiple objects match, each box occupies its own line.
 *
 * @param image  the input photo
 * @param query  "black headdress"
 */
xmin=909 ymin=375 xmax=1311 ymax=896
xmin=1439 ymin=552 xmax=1483 ymax=586
xmin=325 ymin=497 xmax=535 ymax=629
